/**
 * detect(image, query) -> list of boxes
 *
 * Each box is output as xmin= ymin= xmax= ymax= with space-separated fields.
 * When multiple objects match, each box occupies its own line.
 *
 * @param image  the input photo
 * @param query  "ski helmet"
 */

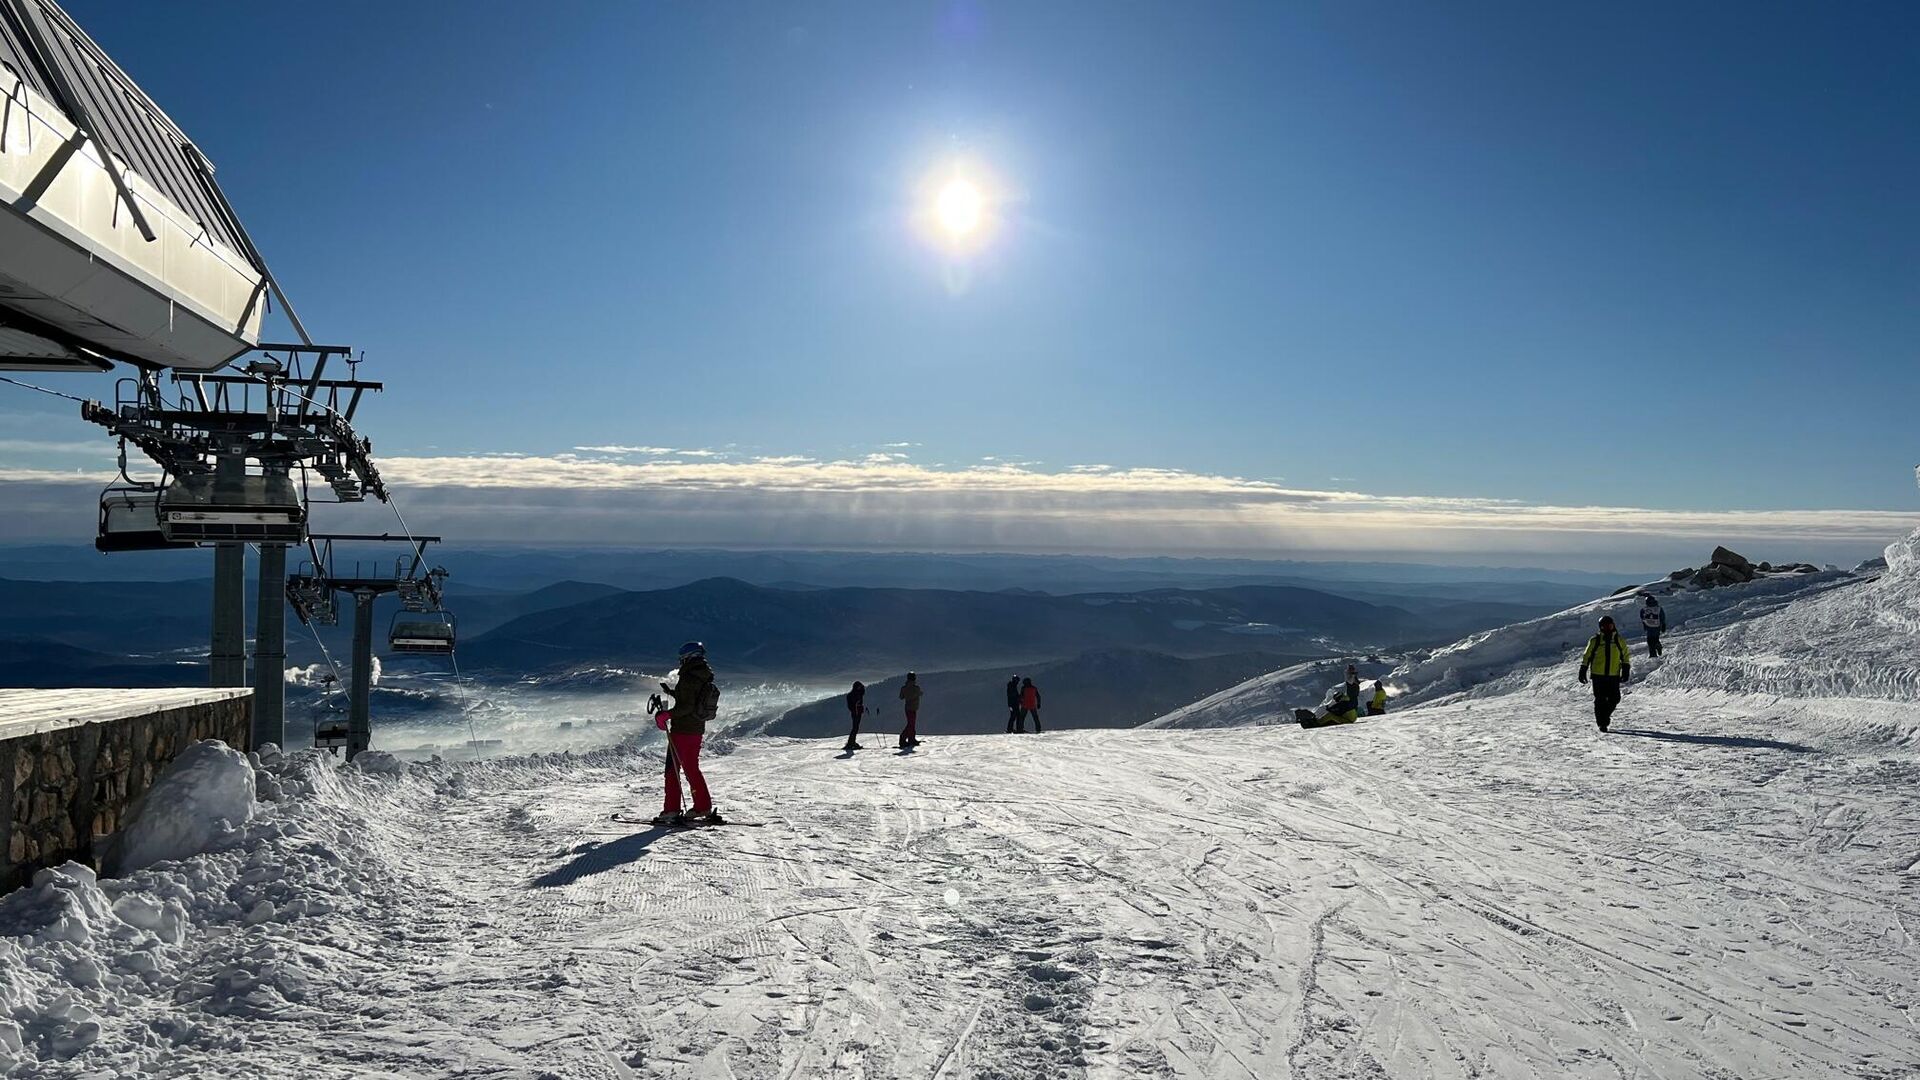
xmin=678 ymin=641 xmax=707 ymax=661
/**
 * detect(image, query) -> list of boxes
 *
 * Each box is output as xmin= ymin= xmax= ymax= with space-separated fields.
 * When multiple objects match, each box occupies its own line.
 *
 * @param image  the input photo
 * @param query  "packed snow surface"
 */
xmin=5 ymin=537 xmax=1920 ymax=1076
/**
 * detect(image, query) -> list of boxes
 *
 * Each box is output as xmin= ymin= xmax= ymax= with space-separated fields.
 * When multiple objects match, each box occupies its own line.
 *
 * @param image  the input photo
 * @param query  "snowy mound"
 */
xmin=1648 ymin=529 xmax=1920 ymax=718
xmin=1386 ymin=564 xmax=1858 ymax=709
xmin=103 ymin=740 xmax=256 ymax=876
xmin=1150 ymin=556 xmax=1868 ymax=728
xmin=1144 ymin=656 xmax=1397 ymax=729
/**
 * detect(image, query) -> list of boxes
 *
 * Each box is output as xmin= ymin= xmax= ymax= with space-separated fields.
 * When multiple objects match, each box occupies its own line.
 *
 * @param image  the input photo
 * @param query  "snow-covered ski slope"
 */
xmin=1154 ymin=558 xmax=1871 ymax=729
xmin=5 ymin=535 xmax=1920 ymax=1078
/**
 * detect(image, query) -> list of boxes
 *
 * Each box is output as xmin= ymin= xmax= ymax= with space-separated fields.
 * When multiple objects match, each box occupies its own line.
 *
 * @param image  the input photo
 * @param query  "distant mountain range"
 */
xmin=460 ymin=577 xmax=1551 ymax=677
xmin=763 ymin=649 xmax=1312 ymax=738
xmin=0 ymin=543 xmax=1638 ymax=602
xmin=0 ymin=546 xmax=1579 ymax=689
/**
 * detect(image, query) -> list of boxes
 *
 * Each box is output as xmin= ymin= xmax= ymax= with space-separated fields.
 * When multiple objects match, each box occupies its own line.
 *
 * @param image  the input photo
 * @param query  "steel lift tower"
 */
xmin=81 ymin=351 xmax=389 ymax=746
xmin=3 ymin=0 xmax=434 ymax=752
xmin=288 ymin=535 xmax=453 ymax=759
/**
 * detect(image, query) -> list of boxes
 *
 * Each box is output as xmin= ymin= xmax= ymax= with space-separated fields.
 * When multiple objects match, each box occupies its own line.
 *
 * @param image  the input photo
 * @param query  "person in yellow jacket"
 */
xmin=1367 ymin=682 xmax=1388 ymax=716
xmin=1578 ymin=615 xmax=1631 ymax=732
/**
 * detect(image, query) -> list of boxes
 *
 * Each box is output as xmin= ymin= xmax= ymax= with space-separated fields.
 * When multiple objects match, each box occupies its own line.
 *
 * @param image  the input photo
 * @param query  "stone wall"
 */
xmin=1 ymin=694 xmax=251 ymax=892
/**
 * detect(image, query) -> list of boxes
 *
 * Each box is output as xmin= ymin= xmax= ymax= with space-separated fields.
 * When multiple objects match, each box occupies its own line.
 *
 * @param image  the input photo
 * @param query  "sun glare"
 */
xmin=915 ymin=159 xmax=1001 ymax=259
xmin=936 ymin=178 xmax=984 ymax=237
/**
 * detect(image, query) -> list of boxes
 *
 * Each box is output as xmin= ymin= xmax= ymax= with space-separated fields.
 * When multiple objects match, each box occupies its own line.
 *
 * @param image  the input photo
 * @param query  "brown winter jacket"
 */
xmin=668 ymin=658 xmax=717 ymax=735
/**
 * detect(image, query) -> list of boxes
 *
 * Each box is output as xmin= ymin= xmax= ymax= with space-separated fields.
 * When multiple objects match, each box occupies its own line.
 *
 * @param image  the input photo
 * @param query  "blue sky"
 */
xmin=4 ymin=1 xmax=1917 ymax=566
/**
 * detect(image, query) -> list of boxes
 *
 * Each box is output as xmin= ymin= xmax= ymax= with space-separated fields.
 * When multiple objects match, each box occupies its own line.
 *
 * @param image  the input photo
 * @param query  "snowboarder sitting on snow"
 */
xmin=1020 ymin=677 xmax=1043 ymax=733
xmin=899 ymin=672 xmax=923 ymax=749
xmin=1005 ymin=675 xmax=1023 ymax=733
xmin=1640 ymin=595 xmax=1668 ymax=658
xmin=1296 ymin=685 xmax=1360 ymax=728
xmin=843 ymin=680 xmax=866 ymax=751
xmin=1578 ymin=616 xmax=1631 ymax=733
xmin=1368 ymin=681 xmax=1388 ymax=716
xmin=655 ymin=641 xmax=722 ymax=825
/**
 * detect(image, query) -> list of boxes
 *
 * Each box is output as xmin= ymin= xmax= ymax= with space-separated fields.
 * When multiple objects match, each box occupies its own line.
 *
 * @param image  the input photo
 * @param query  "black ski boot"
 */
xmin=1597 ymin=718 xmax=1610 ymax=733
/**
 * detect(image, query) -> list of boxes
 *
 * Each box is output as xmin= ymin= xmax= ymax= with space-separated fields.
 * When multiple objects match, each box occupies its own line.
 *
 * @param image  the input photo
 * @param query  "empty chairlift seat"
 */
xmin=389 ymin=610 xmax=456 ymax=655
xmin=95 ymin=486 xmax=193 ymax=551
xmin=158 ymin=472 xmax=305 ymax=543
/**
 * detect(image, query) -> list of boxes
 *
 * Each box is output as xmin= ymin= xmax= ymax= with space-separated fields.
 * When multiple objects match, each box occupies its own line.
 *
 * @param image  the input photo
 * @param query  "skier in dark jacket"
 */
xmin=1578 ymin=616 xmax=1631 ymax=732
xmin=1005 ymin=675 xmax=1023 ymax=733
xmin=1344 ymin=664 xmax=1363 ymax=712
xmin=1640 ymin=595 xmax=1668 ymax=658
xmin=899 ymin=672 xmax=923 ymax=748
xmin=843 ymin=680 xmax=866 ymax=751
xmin=1019 ymin=677 xmax=1043 ymax=733
xmin=657 ymin=641 xmax=721 ymax=823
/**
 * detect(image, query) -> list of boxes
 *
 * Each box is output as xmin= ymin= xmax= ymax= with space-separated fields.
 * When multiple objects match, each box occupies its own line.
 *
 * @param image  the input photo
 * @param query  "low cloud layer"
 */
xmin=4 ymin=449 xmax=1911 ymax=570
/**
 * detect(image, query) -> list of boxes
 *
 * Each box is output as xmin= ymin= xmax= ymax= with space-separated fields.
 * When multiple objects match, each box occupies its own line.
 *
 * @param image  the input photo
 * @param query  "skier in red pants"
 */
xmin=654 ymin=641 xmax=721 ymax=825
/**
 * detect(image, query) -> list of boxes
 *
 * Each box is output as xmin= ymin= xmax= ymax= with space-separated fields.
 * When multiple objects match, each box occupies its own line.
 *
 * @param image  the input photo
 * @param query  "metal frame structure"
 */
xmin=77 ymin=347 xmax=389 ymax=747
xmin=287 ymin=533 xmax=447 ymax=759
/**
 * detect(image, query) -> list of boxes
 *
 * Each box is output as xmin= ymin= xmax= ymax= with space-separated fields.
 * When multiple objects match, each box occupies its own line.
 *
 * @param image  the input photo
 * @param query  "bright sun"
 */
xmin=936 ymin=178 xmax=984 ymax=237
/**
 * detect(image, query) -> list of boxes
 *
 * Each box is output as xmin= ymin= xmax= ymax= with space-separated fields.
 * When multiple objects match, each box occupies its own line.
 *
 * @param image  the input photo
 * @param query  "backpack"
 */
xmin=697 ymin=680 xmax=721 ymax=723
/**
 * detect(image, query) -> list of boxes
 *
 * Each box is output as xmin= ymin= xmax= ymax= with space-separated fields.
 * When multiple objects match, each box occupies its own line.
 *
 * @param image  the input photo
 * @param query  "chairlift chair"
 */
xmin=389 ymin=609 xmax=457 ymax=655
xmin=313 ymin=719 xmax=350 ymax=752
xmin=95 ymin=486 xmax=194 ymax=552
xmin=158 ymin=471 xmax=305 ymax=544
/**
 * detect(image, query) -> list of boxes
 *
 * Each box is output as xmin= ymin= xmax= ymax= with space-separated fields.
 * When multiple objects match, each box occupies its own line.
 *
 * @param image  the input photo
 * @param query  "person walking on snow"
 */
xmin=1005 ymin=675 xmax=1023 ymax=733
xmin=655 ymin=641 xmax=721 ymax=824
xmin=843 ymin=680 xmax=866 ymax=751
xmin=1368 ymin=681 xmax=1388 ymax=716
xmin=1578 ymin=616 xmax=1631 ymax=733
xmin=899 ymin=672 xmax=923 ymax=748
xmin=1640 ymin=595 xmax=1668 ymax=658
xmin=1020 ymin=677 xmax=1043 ymax=733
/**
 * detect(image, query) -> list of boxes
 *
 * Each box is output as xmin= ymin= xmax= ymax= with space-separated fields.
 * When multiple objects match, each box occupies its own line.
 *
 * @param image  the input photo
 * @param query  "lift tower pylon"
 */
xmin=287 ymin=533 xmax=447 ymax=760
xmin=81 ymin=350 xmax=390 ymax=745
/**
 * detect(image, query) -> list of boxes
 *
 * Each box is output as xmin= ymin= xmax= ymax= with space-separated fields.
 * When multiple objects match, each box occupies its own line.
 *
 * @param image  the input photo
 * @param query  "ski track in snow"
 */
xmin=9 ymin=692 xmax=1917 ymax=1079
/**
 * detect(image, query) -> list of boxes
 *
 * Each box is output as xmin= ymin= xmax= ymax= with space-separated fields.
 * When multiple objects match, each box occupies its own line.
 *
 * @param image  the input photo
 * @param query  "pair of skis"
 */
xmin=610 ymin=811 xmax=765 ymax=828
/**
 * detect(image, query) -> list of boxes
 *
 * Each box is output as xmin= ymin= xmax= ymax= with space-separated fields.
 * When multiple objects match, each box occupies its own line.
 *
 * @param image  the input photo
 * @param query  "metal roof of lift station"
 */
xmin=1 ymin=0 xmax=269 ymax=373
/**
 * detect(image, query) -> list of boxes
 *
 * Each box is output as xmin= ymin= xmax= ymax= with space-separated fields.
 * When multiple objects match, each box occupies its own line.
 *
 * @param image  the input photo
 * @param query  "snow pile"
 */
xmin=1388 ymin=566 xmax=1857 ymax=707
xmin=1149 ymin=555 xmax=1869 ymax=728
xmin=348 ymin=750 xmax=408 ymax=777
xmin=103 ymin=741 xmax=256 ymax=876
xmin=1646 ymin=527 xmax=1920 ymax=722
xmin=0 ymin=747 xmax=417 ymax=1073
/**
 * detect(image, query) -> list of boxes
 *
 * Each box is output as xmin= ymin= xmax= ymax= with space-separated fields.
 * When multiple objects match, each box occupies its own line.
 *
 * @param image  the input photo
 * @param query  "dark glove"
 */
xmin=1621 ymin=668 xmax=1630 ymax=683
xmin=1577 ymin=667 xmax=1588 ymax=685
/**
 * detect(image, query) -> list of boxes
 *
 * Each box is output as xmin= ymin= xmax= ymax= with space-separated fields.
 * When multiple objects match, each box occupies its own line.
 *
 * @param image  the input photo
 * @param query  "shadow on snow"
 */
xmin=531 ymin=827 xmax=674 ymax=888
xmin=1612 ymin=728 xmax=1816 ymax=753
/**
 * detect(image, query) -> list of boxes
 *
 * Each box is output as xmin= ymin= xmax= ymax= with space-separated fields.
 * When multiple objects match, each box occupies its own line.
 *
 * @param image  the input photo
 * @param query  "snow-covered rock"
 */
xmin=103 ymin=740 xmax=256 ymax=876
